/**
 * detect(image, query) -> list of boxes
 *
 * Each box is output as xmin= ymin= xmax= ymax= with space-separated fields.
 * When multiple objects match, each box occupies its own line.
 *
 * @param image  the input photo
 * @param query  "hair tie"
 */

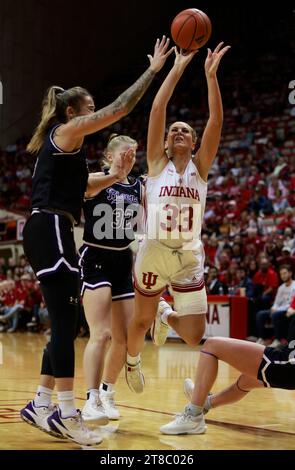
xmin=108 ymin=133 xmax=119 ymax=143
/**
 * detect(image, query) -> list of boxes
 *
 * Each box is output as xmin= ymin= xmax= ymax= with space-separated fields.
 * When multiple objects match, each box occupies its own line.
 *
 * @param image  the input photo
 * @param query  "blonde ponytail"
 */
xmin=27 ymin=86 xmax=64 ymax=154
xmin=27 ymin=85 xmax=91 ymax=155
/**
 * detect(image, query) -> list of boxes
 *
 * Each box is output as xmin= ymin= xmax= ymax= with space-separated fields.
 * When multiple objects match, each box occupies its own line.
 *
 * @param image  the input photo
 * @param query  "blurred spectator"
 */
xmin=248 ymin=187 xmax=273 ymax=216
xmin=277 ymin=207 xmax=295 ymax=232
xmin=277 ymin=246 xmax=295 ymax=276
xmin=252 ymin=257 xmax=279 ymax=311
xmin=267 ymin=175 xmax=288 ymax=201
xmin=0 ymin=280 xmax=25 ymax=332
xmin=256 ymin=266 xmax=295 ymax=345
xmin=235 ymin=267 xmax=254 ymax=298
xmin=272 ymin=189 xmax=290 ymax=213
xmin=206 ymin=266 xmax=228 ymax=295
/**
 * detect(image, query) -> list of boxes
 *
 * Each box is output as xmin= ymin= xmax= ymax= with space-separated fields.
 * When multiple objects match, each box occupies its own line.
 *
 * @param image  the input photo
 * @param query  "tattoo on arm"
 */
xmin=71 ymin=68 xmax=156 ymax=129
xmin=115 ymin=68 xmax=156 ymax=113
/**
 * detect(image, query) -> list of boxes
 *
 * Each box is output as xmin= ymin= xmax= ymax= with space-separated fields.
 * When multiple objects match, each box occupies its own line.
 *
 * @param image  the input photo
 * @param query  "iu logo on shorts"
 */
xmin=142 ymin=271 xmax=158 ymax=290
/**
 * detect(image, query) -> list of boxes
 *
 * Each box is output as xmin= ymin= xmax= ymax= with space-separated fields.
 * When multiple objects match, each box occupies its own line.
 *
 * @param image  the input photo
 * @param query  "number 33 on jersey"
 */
xmin=144 ymin=160 xmax=207 ymax=250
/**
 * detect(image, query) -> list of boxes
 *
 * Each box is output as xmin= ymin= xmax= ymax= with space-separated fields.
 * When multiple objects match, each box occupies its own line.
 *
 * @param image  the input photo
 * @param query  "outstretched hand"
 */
xmin=148 ymin=36 xmax=174 ymax=73
xmin=205 ymin=42 xmax=231 ymax=78
xmin=173 ymin=46 xmax=198 ymax=69
xmin=111 ymin=147 xmax=136 ymax=181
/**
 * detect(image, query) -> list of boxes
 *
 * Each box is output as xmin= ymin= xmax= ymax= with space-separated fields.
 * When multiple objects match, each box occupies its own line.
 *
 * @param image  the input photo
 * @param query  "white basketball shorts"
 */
xmin=133 ymin=239 xmax=207 ymax=315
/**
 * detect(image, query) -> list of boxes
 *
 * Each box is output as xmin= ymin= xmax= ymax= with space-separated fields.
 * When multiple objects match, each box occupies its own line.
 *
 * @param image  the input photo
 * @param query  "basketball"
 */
xmin=171 ymin=8 xmax=212 ymax=51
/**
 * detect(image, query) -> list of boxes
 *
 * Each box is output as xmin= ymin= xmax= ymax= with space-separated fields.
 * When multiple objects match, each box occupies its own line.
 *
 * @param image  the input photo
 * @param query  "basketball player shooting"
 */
xmin=126 ymin=42 xmax=230 ymax=394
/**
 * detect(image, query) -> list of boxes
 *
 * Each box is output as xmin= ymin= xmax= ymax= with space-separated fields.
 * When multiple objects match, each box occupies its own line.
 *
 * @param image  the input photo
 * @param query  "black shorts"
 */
xmin=23 ymin=212 xmax=79 ymax=279
xmin=79 ymin=244 xmax=134 ymax=301
xmin=257 ymin=346 xmax=295 ymax=390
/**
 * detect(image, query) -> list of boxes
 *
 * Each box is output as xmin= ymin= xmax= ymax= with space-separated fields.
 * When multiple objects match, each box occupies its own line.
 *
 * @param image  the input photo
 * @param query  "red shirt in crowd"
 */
xmin=252 ymin=268 xmax=279 ymax=294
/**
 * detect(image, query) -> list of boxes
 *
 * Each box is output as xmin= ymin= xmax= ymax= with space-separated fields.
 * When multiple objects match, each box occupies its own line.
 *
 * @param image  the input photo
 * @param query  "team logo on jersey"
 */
xmin=142 ymin=272 xmax=158 ymax=290
xmin=106 ymin=187 xmax=139 ymax=204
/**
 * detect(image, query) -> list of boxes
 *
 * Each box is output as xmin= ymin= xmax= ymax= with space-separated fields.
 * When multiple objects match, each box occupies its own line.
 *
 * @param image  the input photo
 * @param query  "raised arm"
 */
xmin=193 ymin=42 xmax=230 ymax=180
xmin=147 ymin=48 xmax=197 ymax=175
xmin=62 ymin=37 xmax=172 ymax=141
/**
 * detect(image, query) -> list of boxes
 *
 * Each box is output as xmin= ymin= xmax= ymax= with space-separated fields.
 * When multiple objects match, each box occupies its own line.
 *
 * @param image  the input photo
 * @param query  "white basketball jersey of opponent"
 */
xmin=144 ymin=159 xmax=208 ymax=250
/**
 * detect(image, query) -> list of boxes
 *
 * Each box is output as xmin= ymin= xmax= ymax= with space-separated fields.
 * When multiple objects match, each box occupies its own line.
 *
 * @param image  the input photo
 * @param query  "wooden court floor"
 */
xmin=0 ymin=332 xmax=294 ymax=450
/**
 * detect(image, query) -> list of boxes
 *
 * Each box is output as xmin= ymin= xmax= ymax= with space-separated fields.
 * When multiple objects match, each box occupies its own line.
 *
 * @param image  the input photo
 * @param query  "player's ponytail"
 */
xmin=27 ymin=85 xmax=91 ymax=154
xmin=27 ymin=86 xmax=64 ymax=154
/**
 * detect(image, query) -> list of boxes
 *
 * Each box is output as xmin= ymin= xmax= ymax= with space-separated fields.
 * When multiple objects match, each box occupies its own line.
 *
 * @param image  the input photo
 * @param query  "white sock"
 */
xmin=159 ymin=298 xmax=174 ymax=325
xmin=57 ymin=391 xmax=76 ymax=418
xmin=161 ymin=308 xmax=173 ymax=325
xmin=34 ymin=385 xmax=53 ymax=407
xmin=186 ymin=403 xmax=203 ymax=416
xmin=87 ymin=388 xmax=99 ymax=404
xmin=127 ymin=352 xmax=140 ymax=366
xmin=101 ymin=382 xmax=115 ymax=392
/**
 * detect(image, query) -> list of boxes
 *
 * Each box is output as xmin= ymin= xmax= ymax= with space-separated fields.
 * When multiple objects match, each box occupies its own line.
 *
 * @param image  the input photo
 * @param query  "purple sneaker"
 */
xmin=20 ymin=400 xmax=65 ymax=438
xmin=47 ymin=408 xmax=102 ymax=446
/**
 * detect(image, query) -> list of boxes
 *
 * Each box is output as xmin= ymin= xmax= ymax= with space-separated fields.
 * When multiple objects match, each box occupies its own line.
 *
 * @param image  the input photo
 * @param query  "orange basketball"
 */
xmin=171 ymin=8 xmax=212 ymax=51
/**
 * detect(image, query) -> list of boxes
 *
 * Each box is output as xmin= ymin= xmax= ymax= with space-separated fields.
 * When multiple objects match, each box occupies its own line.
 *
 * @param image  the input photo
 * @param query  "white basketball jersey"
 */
xmin=144 ymin=159 xmax=207 ymax=250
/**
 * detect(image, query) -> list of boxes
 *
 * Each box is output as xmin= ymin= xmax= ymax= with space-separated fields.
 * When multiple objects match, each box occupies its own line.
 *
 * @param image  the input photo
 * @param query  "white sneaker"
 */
xmin=125 ymin=360 xmax=145 ymax=393
xmin=160 ymin=408 xmax=206 ymax=435
xmin=20 ymin=400 xmax=66 ymax=438
xmin=47 ymin=408 xmax=102 ymax=446
xmin=269 ymin=338 xmax=281 ymax=348
xmin=183 ymin=378 xmax=212 ymax=415
xmin=151 ymin=300 xmax=172 ymax=346
xmin=100 ymin=388 xmax=120 ymax=420
xmin=256 ymin=338 xmax=266 ymax=345
xmin=82 ymin=399 xmax=109 ymax=425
